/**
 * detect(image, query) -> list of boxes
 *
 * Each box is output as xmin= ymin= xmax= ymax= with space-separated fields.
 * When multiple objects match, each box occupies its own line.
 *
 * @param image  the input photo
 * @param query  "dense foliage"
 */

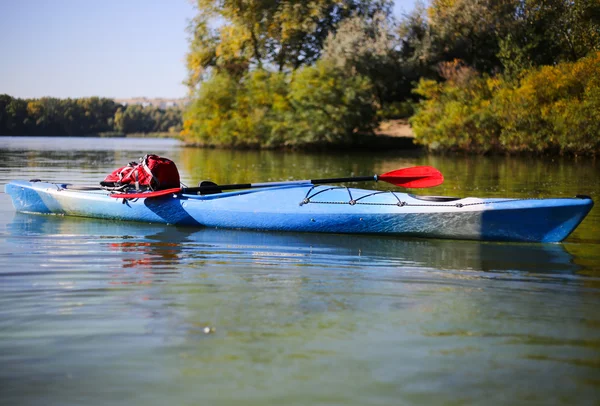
xmin=398 ymin=0 xmax=599 ymax=78
xmin=182 ymin=62 xmax=376 ymax=147
xmin=183 ymin=0 xmax=599 ymax=153
xmin=404 ymin=0 xmax=600 ymax=155
xmin=411 ymin=53 xmax=600 ymax=154
xmin=185 ymin=0 xmax=391 ymax=85
xmin=0 ymin=95 xmax=183 ymax=136
xmin=183 ymin=0 xmax=392 ymax=148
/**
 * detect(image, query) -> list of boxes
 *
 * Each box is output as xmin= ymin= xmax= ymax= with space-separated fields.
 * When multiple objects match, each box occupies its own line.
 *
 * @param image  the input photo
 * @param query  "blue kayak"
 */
xmin=4 ymin=180 xmax=593 ymax=243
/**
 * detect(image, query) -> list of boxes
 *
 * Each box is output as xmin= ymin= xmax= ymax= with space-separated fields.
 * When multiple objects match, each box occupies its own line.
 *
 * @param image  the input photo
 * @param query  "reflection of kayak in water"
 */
xmin=7 ymin=213 xmax=579 ymax=275
xmin=5 ymin=180 xmax=593 ymax=243
xmin=187 ymin=228 xmax=581 ymax=275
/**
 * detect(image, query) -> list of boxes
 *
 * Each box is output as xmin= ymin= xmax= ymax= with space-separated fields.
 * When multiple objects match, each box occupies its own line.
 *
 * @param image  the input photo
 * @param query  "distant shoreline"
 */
xmin=0 ymin=132 xmax=178 ymax=139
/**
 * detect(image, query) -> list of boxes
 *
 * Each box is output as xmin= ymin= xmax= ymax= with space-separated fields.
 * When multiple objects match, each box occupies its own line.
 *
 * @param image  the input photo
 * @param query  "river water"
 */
xmin=1 ymin=137 xmax=599 ymax=405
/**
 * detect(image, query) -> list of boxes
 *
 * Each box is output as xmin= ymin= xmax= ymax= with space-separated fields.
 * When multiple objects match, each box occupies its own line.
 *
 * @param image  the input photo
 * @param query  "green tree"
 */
xmin=182 ymin=61 xmax=377 ymax=148
xmin=184 ymin=0 xmax=390 ymax=148
xmin=321 ymin=12 xmax=407 ymax=109
xmin=396 ymin=2 xmax=438 ymax=84
xmin=76 ymin=97 xmax=119 ymax=134
xmin=286 ymin=61 xmax=377 ymax=144
xmin=157 ymin=107 xmax=184 ymax=133
xmin=114 ymin=105 xmax=154 ymax=134
xmin=498 ymin=0 xmax=600 ymax=77
xmin=397 ymin=0 xmax=599 ymax=79
xmin=427 ymin=0 xmax=515 ymax=74
xmin=410 ymin=61 xmax=502 ymax=153
xmin=0 ymin=94 xmax=12 ymax=134
xmin=185 ymin=0 xmax=391 ymax=89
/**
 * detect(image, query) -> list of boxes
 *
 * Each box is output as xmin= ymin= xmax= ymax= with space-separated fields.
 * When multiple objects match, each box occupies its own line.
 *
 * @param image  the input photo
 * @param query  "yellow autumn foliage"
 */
xmin=411 ymin=52 xmax=600 ymax=155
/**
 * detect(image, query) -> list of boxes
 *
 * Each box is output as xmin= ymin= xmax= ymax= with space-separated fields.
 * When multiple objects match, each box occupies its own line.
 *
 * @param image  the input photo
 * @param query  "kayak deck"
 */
xmin=4 ymin=180 xmax=594 ymax=243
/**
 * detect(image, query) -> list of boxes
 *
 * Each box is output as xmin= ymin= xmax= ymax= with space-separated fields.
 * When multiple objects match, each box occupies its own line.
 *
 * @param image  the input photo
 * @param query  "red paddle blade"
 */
xmin=110 ymin=187 xmax=182 ymax=199
xmin=379 ymin=166 xmax=443 ymax=188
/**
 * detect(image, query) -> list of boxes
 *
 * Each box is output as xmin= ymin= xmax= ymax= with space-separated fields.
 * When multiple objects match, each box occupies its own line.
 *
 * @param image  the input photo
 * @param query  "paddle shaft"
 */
xmin=182 ymin=175 xmax=378 ymax=194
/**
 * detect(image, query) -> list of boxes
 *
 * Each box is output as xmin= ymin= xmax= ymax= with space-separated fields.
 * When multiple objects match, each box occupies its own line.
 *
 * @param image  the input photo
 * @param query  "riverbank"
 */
xmin=181 ymin=119 xmax=420 ymax=151
xmin=347 ymin=119 xmax=419 ymax=150
xmin=375 ymin=119 xmax=414 ymax=138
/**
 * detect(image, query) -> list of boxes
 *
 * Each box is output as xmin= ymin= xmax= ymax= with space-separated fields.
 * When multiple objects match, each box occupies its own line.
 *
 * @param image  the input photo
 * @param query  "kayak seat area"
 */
xmin=197 ymin=180 xmax=222 ymax=195
xmin=408 ymin=194 xmax=461 ymax=202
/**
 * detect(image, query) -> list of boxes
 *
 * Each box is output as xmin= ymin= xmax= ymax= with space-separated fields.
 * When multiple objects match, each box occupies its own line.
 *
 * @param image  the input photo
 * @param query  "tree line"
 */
xmin=0 ymin=95 xmax=183 ymax=137
xmin=182 ymin=0 xmax=599 ymax=154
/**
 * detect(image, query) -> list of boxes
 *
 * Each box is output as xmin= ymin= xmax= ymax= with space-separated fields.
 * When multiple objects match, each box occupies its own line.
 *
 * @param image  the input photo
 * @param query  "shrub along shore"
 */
xmin=411 ymin=53 xmax=600 ymax=155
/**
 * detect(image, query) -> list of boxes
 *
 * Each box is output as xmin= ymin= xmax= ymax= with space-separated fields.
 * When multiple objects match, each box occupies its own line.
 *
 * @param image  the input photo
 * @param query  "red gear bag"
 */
xmin=101 ymin=154 xmax=180 ymax=191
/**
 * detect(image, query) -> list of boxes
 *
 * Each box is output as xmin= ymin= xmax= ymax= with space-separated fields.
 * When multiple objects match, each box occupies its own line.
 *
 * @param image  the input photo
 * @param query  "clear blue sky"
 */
xmin=0 ymin=0 xmax=419 ymax=99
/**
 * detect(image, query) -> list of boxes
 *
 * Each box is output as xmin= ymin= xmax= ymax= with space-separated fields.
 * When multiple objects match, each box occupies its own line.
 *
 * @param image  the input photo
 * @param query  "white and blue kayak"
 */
xmin=4 ymin=179 xmax=593 ymax=243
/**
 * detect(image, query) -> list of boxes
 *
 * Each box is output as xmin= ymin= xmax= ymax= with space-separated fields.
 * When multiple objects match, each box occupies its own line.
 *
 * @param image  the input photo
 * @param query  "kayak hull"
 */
xmin=4 ymin=180 xmax=593 ymax=242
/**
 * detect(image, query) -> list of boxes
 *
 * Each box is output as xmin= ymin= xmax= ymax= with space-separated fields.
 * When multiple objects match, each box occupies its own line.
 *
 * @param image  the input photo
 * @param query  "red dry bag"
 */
xmin=101 ymin=154 xmax=180 ymax=191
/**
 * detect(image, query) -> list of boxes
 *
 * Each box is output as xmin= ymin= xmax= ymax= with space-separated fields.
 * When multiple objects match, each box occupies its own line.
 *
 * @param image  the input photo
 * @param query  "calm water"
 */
xmin=1 ymin=137 xmax=599 ymax=405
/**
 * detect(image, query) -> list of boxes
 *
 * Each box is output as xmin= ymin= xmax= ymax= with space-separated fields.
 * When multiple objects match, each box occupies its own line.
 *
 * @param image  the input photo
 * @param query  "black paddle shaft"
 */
xmin=180 ymin=175 xmax=378 ymax=194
